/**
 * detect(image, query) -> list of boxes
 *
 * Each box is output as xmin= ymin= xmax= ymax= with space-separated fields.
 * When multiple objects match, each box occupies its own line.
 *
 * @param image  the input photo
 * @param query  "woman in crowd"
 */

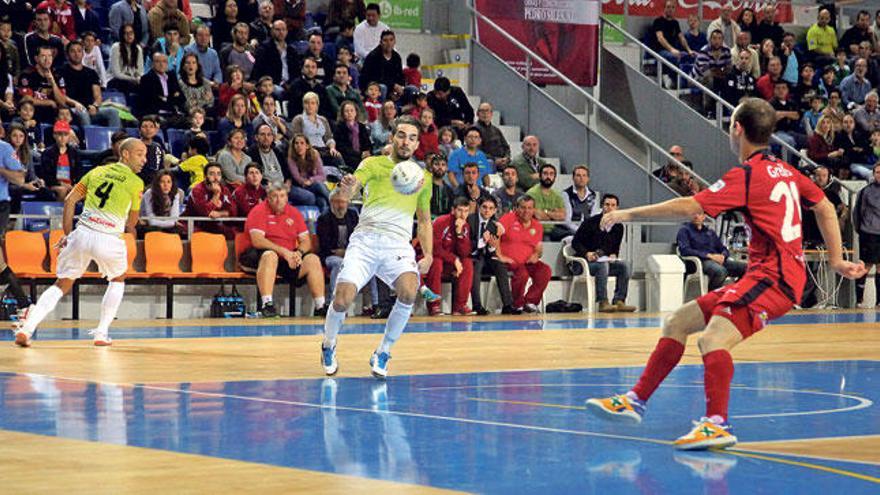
xmin=212 ymin=0 xmax=239 ymax=48
xmin=218 ymin=65 xmax=253 ymax=117
xmin=333 ymin=100 xmax=371 ymax=172
xmin=287 ymin=133 xmax=330 ymax=212
xmin=108 ymin=23 xmax=144 ymax=94
xmin=231 ymin=163 xmax=266 ymax=217
xmin=216 ymin=128 xmax=252 ymax=187
xmin=807 ymin=115 xmax=846 ymax=172
xmin=834 ymin=114 xmax=872 ymax=180
xmin=759 ymin=38 xmax=776 ymax=74
xmin=139 ymin=170 xmax=184 ymax=235
xmin=178 ymin=53 xmax=215 ymax=120
xmin=6 ymin=123 xmax=43 ymax=212
xmin=738 ymin=8 xmax=757 ymax=38
xmin=822 ymin=89 xmax=846 ymax=133
xmin=290 ymin=91 xmax=344 ymax=169
xmin=370 ymin=100 xmax=396 ymax=155
xmin=218 ymin=94 xmax=254 ymax=139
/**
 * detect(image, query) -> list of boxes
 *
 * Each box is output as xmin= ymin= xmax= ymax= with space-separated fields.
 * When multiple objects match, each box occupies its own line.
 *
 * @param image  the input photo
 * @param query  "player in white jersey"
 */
xmin=15 ymin=139 xmax=147 ymax=347
xmin=321 ymin=115 xmax=433 ymax=379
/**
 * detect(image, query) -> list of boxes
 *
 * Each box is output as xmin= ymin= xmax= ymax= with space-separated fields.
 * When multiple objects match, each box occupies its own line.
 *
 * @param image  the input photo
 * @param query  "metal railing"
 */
xmin=466 ymin=2 xmax=709 ymax=191
xmin=600 ymin=16 xmax=820 ymax=172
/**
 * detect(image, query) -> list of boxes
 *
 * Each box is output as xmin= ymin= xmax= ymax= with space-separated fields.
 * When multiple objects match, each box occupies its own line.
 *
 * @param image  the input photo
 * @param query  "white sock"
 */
xmin=378 ymin=300 xmax=413 ymax=354
xmin=96 ymin=282 xmax=125 ymax=333
xmin=418 ymin=285 xmax=427 ymax=294
xmin=314 ymin=296 xmax=325 ymax=308
xmin=262 ymin=295 xmax=273 ymax=305
xmin=322 ymin=305 xmax=346 ymax=348
xmin=22 ymin=285 xmax=64 ymax=333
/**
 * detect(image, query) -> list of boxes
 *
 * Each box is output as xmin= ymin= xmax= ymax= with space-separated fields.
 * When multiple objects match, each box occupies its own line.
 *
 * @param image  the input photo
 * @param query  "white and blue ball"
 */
xmin=390 ymin=160 xmax=425 ymax=195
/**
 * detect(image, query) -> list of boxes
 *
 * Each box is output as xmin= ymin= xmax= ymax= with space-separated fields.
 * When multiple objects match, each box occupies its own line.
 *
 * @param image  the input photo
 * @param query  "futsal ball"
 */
xmin=390 ymin=160 xmax=425 ymax=195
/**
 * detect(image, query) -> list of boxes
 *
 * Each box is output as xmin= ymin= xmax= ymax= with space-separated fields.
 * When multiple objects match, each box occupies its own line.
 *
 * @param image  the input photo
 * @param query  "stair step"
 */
xmin=498 ymin=124 xmax=520 ymax=145
xmin=444 ymin=48 xmax=469 ymax=64
xmin=466 ymin=94 xmax=481 ymax=111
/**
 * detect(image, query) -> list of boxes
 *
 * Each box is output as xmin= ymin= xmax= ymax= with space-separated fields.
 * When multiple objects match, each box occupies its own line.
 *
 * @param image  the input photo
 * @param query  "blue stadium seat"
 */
xmin=166 ymin=128 xmax=187 ymax=157
xmin=294 ymin=40 xmax=309 ymax=55
xmin=21 ymin=201 xmax=63 ymax=232
xmin=297 ymin=206 xmax=320 ymax=234
xmin=124 ymin=127 xmax=139 ymax=137
xmin=83 ymin=125 xmax=113 ymax=150
xmin=103 ymin=91 xmax=127 ymax=105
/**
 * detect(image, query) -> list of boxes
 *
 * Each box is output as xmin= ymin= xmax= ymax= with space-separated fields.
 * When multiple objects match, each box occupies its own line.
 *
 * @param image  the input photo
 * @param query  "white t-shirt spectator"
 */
xmin=353 ymin=19 xmax=390 ymax=61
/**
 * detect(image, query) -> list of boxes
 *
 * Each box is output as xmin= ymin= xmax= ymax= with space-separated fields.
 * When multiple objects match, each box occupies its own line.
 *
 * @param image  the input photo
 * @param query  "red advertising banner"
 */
xmin=475 ymin=0 xmax=600 ymax=86
xmin=600 ymin=0 xmax=793 ymax=23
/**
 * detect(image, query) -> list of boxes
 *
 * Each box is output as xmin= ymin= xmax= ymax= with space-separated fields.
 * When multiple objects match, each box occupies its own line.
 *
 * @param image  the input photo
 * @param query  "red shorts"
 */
xmin=695 ymin=273 xmax=795 ymax=339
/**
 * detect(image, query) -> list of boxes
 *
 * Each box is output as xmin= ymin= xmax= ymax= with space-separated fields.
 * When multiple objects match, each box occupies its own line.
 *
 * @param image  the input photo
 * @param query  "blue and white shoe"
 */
xmin=420 ymin=286 xmax=442 ymax=303
xmin=321 ymin=344 xmax=338 ymax=375
xmin=369 ymin=351 xmax=391 ymax=380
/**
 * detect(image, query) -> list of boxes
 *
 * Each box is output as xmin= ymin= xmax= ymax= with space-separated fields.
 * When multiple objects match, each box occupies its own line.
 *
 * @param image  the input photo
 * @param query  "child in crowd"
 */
xmin=0 ymin=21 xmax=19 ymax=80
xmin=12 ymin=99 xmax=43 ymax=153
xmin=405 ymin=92 xmax=428 ymax=119
xmin=255 ymin=76 xmax=275 ymax=104
xmin=178 ymin=135 xmax=210 ymax=190
xmin=184 ymin=108 xmax=208 ymax=154
xmin=364 ymin=81 xmax=382 ymax=123
xmin=403 ymin=52 xmax=421 ymax=88
xmin=832 ymin=48 xmax=850 ymax=85
xmin=336 ymin=45 xmax=359 ymax=90
xmin=802 ymin=95 xmax=825 ymax=137
xmin=81 ymin=31 xmax=108 ymax=87
xmin=437 ymin=125 xmax=461 ymax=158
xmin=43 ymin=105 xmax=81 ymax=148
xmin=335 ymin=20 xmax=355 ymax=55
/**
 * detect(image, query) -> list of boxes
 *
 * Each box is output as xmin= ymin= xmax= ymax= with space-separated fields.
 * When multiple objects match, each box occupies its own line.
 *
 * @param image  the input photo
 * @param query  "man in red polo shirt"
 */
xmin=426 ymin=196 xmax=473 ymax=316
xmin=498 ymin=195 xmax=551 ymax=313
xmin=240 ymin=183 xmax=327 ymax=318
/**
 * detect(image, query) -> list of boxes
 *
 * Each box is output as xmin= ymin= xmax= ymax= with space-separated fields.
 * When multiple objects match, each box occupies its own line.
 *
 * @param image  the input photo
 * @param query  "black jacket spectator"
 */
xmin=246 ymin=142 xmax=290 ymax=184
xmin=38 ymin=144 xmax=81 ymax=188
xmin=834 ymin=128 xmax=870 ymax=166
xmin=250 ymin=38 xmax=300 ymax=84
xmin=358 ymin=44 xmax=404 ymax=92
xmin=316 ymin=207 xmax=359 ymax=260
xmin=23 ymin=32 xmax=65 ymax=68
xmin=721 ymin=67 xmax=756 ymax=106
xmin=138 ymin=69 xmax=186 ymax=117
xmin=0 ymin=0 xmax=34 ymax=32
xmin=427 ymin=85 xmax=474 ymax=129
xmin=73 ymin=5 xmax=102 ymax=37
xmin=431 ymin=181 xmax=455 ymax=218
xmin=572 ymin=213 xmax=624 ymax=259
xmin=333 ymin=120 xmax=371 ymax=171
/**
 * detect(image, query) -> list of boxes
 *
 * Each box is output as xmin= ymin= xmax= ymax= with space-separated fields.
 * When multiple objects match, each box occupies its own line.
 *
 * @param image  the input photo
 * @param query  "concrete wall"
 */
xmin=598 ymin=47 xmax=737 ymax=183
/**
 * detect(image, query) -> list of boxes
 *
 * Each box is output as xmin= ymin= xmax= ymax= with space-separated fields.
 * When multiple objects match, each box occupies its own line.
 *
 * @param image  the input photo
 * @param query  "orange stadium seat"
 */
xmin=5 ymin=231 xmax=49 ymax=278
xmin=144 ymin=232 xmax=195 ymax=277
xmin=190 ymin=232 xmax=244 ymax=278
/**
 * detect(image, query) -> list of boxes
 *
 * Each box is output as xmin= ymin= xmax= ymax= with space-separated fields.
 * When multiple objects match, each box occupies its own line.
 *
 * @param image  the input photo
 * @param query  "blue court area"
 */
xmin=0 ymin=360 xmax=878 ymax=493
xmin=1 ymin=310 xmax=879 ymax=342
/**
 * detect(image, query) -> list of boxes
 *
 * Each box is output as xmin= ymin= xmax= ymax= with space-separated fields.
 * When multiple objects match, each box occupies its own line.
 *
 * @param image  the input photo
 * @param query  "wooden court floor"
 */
xmin=0 ymin=311 xmax=878 ymax=493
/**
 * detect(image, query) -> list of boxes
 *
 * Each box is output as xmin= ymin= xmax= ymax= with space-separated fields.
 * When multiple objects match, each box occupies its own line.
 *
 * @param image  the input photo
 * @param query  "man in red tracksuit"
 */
xmin=426 ymin=197 xmax=473 ymax=315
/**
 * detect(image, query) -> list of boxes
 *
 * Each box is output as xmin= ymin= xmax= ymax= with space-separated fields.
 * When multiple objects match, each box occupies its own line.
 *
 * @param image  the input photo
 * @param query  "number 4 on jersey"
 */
xmin=95 ymin=181 xmax=115 ymax=209
xmin=770 ymin=181 xmax=801 ymax=242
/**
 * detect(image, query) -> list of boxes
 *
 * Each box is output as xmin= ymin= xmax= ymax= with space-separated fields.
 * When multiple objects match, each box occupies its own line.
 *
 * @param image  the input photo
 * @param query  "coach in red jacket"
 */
xmin=498 ymin=195 xmax=550 ymax=313
xmin=426 ymin=197 xmax=474 ymax=316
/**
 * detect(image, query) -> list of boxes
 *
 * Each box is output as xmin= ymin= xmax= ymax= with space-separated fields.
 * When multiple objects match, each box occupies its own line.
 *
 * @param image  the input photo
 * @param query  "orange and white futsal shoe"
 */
xmin=673 ymin=418 xmax=738 ymax=450
xmin=584 ymin=394 xmax=646 ymax=424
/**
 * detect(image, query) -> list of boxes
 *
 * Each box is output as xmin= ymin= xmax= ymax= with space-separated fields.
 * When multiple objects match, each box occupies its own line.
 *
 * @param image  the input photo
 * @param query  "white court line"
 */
xmin=416 ymin=383 xmax=874 ymax=420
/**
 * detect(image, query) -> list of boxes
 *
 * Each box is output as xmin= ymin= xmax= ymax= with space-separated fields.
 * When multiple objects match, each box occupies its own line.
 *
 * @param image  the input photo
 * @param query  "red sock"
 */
xmin=703 ymin=350 xmax=735 ymax=421
xmin=631 ymin=337 xmax=685 ymax=401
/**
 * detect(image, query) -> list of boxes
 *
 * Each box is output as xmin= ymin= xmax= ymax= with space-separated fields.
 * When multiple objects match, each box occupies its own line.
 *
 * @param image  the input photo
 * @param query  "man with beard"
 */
xmin=510 ymin=135 xmax=547 ymax=191
xmin=562 ymin=165 xmax=602 ymax=236
xmin=316 ymin=188 xmax=362 ymax=310
xmin=287 ymin=56 xmax=332 ymax=119
xmin=247 ymin=123 xmax=289 ymax=186
xmin=454 ymin=161 xmax=494 ymax=215
xmin=428 ymin=153 xmax=454 ymax=218
xmin=526 ymin=163 xmax=567 ymax=241
xmin=320 ymin=115 xmax=433 ymax=379
xmin=183 ymin=161 xmax=237 ymax=238
xmin=494 ymin=165 xmax=522 ymax=215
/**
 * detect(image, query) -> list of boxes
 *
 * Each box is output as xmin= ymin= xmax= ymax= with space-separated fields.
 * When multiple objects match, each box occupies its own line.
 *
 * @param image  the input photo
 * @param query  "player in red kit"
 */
xmin=584 ymin=98 xmax=866 ymax=450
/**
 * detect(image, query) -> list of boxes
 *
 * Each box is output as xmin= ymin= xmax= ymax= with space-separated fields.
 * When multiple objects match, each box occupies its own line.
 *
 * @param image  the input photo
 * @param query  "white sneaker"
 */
xmin=523 ymin=303 xmax=539 ymax=313
xmin=13 ymin=305 xmax=35 ymax=347
xmin=88 ymin=329 xmax=112 ymax=346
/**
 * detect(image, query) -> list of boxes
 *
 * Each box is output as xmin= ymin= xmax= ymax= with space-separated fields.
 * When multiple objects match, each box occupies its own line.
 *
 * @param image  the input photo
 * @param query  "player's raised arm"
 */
xmin=600 ymin=197 xmax=703 ymax=231
xmin=812 ymin=197 xmax=867 ymax=279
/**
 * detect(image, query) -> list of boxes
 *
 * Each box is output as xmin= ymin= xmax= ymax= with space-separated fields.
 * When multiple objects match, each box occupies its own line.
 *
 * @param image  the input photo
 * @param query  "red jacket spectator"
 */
xmin=184 ymin=179 xmax=238 ymax=237
xmin=415 ymin=124 xmax=439 ymax=161
xmin=232 ymin=182 xmax=266 ymax=218
xmin=403 ymin=67 xmax=421 ymax=87
xmin=426 ymin=205 xmax=474 ymax=315
xmin=499 ymin=207 xmax=550 ymax=310
xmin=36 ymin=0 xmax=77 ymax=41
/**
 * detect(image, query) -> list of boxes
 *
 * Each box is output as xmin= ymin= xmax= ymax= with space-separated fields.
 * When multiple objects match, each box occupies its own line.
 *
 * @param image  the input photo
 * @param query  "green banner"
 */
xmin=603 ymin=14 xmax=625 ymax=44
xmin=380 ymin=0 xmax=422 ymax=30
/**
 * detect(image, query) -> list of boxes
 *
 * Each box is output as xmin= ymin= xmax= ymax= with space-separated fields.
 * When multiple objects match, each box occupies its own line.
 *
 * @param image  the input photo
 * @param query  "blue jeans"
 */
xmin=72 ymin=106 xmax=122 ymax=128
xmin=588 ymin=260 xmax=631 ymax=302
xmin=288 ymin=182 xmax=330 ymax=212
xmin=850 ymin=163 xmax=873 ymax=180
xmin=702 ymin=258 xmax=747 ymax=290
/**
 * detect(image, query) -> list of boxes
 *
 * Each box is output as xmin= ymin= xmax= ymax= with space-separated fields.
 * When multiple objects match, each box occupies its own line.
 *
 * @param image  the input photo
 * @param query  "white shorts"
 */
xmin=336 ymin=231 xmax=418 ymax=292
xmin=56 ymin=227 xmax=128 ymax=280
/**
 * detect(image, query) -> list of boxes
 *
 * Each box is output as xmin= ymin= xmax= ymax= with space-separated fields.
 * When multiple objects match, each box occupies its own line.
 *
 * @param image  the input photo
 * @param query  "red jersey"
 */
xmin=499 ymin=211 xmax=543 ymax=265
xmin=243 ymin=201 xmax=308 ymax=252
xmin=694 ymin=151 xmax=825 ymax=303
